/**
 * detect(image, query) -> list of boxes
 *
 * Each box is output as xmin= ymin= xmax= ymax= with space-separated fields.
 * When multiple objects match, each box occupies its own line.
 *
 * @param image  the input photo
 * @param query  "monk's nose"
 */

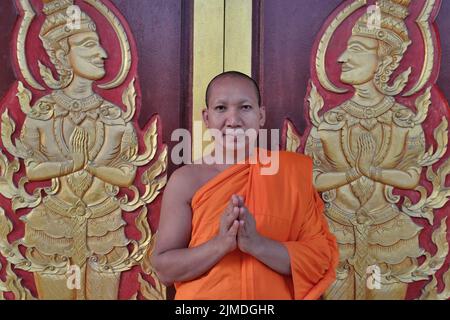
xmin=225 ymin=109 xmax=242 ymax=127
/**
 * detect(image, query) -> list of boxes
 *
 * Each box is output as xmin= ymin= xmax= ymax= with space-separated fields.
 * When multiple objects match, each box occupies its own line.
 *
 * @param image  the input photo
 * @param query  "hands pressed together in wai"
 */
xmin=217 ymin=194 xmax=262 ymax=256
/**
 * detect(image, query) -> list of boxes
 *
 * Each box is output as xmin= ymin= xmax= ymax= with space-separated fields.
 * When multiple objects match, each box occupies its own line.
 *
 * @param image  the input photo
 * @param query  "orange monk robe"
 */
xmin=175 ymin=151 xmax=339 ymax=300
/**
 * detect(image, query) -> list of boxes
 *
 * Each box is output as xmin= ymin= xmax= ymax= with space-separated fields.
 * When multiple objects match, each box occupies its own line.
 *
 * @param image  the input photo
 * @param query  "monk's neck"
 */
xmin=208 ymin=146 xmax=255 ymax=171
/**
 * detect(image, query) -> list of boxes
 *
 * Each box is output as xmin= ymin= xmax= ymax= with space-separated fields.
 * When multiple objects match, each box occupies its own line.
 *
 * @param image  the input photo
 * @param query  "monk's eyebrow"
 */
xmin=348 ymin=40 xmax=377 ymax=50
xmin=72 ymin=37 xmax=99 ymax=46
xmin=212 ymin=99 xmax=227 ymax=105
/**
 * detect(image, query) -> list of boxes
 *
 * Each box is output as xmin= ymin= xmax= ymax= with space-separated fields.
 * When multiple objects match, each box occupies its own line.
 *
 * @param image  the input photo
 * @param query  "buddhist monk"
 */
xmin=151 ymin=71 xmax=339 ymax=299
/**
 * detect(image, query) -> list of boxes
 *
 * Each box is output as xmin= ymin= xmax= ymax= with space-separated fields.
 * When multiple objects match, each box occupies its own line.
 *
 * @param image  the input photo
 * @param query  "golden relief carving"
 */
xmin=17 ymin=0 xmax=45 ymax=91
xmin=403 ymin=0 xmax=436 ymax=96
xmin=0 ymin=0 xmax=166 ymax=300
xmin=285 ymin=121 xmax=301 ymax=154
xmin=288 ymin=0 xmax=450 ymax=299
xmin=83 ymin=0 xmax=132 ymax=90
xmin=420 ymin=252 xmax=450 ymax=300
xmin=316 ymin=0 xmax=367 ymax=94
xmin=0 ymin=248 xmax=35 ymax=300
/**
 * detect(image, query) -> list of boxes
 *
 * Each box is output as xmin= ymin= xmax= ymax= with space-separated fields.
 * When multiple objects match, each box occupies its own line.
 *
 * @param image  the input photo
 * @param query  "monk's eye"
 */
xmin=241 ymin=105 xmax=253 ymax=111
xmin=214 ymin=105 xmax=226 ymax=112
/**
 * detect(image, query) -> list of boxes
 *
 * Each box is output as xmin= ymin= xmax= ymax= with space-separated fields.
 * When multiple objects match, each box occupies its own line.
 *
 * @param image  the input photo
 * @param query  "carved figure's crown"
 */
xmin=40 ymin=0 xmax=97 ymax=48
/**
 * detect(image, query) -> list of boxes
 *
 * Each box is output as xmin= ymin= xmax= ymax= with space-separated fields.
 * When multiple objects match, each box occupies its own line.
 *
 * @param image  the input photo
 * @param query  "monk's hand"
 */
xmin=237 ymin=205 xmax=261 ymax=256
xmin=357 ymin=133 xmax=375 ymax=178
xmin=217 ymin=195 xmax=241 ymax=254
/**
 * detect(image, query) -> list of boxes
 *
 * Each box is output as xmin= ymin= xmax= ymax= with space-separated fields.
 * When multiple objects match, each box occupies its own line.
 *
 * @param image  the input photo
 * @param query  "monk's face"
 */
xmin=338 ymin=35 xmax=379 ymax=85
xmin=67 ymin=32 xmax=108 ymax=81
xmin=203 ymin=76 xmax=265 ymax=151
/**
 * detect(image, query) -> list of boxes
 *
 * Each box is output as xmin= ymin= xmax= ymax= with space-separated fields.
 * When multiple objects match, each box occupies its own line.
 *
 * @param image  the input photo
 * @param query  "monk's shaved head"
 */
xmin=205 ymin=71 xmax=261 ymax=107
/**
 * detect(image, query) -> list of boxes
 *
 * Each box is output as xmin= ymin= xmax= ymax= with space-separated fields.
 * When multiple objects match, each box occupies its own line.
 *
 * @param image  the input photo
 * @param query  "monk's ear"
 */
xmin=259 ymin=106 xmax=266 ymax=127
xmin=202 ymin=107 xmax=209 ymax=128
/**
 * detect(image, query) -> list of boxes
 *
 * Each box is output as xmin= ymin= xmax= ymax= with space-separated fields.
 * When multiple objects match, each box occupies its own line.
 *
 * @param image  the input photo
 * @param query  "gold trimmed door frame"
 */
xmin=192 ymin=0 xmax=253 ymax=161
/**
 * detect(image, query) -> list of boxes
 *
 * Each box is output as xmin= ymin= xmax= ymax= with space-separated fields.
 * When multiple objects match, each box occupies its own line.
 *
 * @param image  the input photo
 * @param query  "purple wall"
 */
xmin=437 ymin=0 xmax=450 ymax=102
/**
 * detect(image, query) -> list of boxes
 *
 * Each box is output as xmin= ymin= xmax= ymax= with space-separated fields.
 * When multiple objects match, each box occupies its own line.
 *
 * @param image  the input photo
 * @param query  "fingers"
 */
xmin=77 ymin=129 xmax=84 ymax=153
xmin=368 ymin=136 xmax=376 ymax=154
xmin=231 ymin=194 xmax=240 ymax=207
xmin=78 ymin=130 xmax=83 ymax=154
xmin=84 ymin=131 xmax=89 ymax=158
xmin=238 ymin=195 xmax=245 ymax=207
xmin=358 ymin=134 xmax=370 ymax=157
xmin=237 ymin=220 xmax=245 ymax=237
xmin=357 ymin=136 xmax=363 ymax=156
xmin=84 ymin=142 xmax=89 ymax=164
xmin=239 ymin=207 xmax=245 ymax=221
xmin=233 ymin=206 xmax=240 ymax=218
xmin=223 ymin=201 xmax=234 ymax=219
xmin=82 ymin=131 xmax=88 ymax=164
xmin=355 ymin=138 xmax=361 ymax=165
xmin=70 ymin=128 xmax=90 ymax=151
xmin=362 ymin=134 xmax=376 ymax=160
xmin=70 ymin=127 xmax=78 ymax=145
xmin=223 ymin=195 xmax=248 ymax=235
xmin=362 ymin=134 xmax=368 ymax=151
xmin=74 ymin=129 xmax=81 ymax=153
xmin=366 ymin=132 xmax=375 ymax=144
xmin=361 ymin=136 xmax=367 ymax=155
xmin=82 ymin=130 xmax=88 ymax=158
xmin=360 ymin=133 xmax=375 ymax=150
xmin=84 ymin=130 xmax=89 ymax=148
xmin=238 ymin=208 xmax=246 ymax=233
xmin=227 ymin=220 xmax=239 ymax=238
xmin=230 ymin=194 xmax=245 ymax=207
xmin=70 ymin=128 xmax=76 ymax=149
xmin=222 ymin=204 xmax=239 ymax=231
xmin=365 ymin=134 xmax=371 ymax=151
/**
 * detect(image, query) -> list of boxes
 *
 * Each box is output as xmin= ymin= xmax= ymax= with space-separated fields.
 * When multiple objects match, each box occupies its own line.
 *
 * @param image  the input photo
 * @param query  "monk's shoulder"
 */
xmin=167 ymin=164 xmax=214 ymax=202
xmin=166 ymin=165 xmax=199 ymax=201
xmin=276 ymin=151 xmax=313 ymax=182
xmin=277 ymin=151 xmax=313 ymax=170
xmin=168 ymin=164 xmax=201 ymax=186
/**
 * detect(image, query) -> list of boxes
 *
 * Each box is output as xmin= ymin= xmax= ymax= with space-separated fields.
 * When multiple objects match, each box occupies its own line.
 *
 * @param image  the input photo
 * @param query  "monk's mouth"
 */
xmin=224 ymin=133 xmax=245 ymax=136
xmin=224 ymin=134 xmax=246 ymax=141
xmin=223 ymin=129 xmax=245 ymax=136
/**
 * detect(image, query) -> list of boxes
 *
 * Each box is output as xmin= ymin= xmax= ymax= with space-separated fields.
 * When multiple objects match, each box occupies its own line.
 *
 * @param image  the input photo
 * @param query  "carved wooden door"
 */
xmin=0 ymin=0 xmax=192 ymax=300
xmin=259 ymin=0 xmax=450 ymax=300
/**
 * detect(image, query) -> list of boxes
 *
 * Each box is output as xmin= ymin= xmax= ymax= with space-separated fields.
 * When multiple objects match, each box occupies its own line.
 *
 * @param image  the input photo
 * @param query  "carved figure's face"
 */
xmin=338 ymin=35 xmax=379 ymax=85
xmin=66 ymin=31 xmax=108 ymax=80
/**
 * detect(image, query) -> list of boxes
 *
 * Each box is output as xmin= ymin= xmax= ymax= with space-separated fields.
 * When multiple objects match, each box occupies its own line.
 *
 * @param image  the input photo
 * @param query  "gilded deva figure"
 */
xmin=305 ymin=0 xmax=425 ymax=299
xmin=19 ymin=0 xmax=137 ymax=299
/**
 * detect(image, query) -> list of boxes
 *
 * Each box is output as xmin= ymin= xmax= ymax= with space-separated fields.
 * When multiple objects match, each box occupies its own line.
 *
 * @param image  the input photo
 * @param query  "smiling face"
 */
xmin=338 ymin=35 xmax=380 ymax=86
xmin=203 ymin=76 xmax=265 ymax=152
xmin=67 ymin=31 xmax=108 ymax=81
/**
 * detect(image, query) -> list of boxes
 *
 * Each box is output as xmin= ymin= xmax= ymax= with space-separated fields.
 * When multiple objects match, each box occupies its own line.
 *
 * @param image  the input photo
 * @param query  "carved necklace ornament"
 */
xmin=0 ymin=0 xmax=167 ymax=300
xmin=53 ymin=91 xmax=103 ymax=117
xmin=285 ymin=0 xmax=450 ymax=300
xmin=342 ymin=96 xmax=394 ymax=119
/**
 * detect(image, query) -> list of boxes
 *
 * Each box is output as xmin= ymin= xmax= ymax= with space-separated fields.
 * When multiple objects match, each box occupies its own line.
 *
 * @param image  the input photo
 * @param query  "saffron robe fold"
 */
xmin=175 ymin=151 xmax=339 ymax=300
